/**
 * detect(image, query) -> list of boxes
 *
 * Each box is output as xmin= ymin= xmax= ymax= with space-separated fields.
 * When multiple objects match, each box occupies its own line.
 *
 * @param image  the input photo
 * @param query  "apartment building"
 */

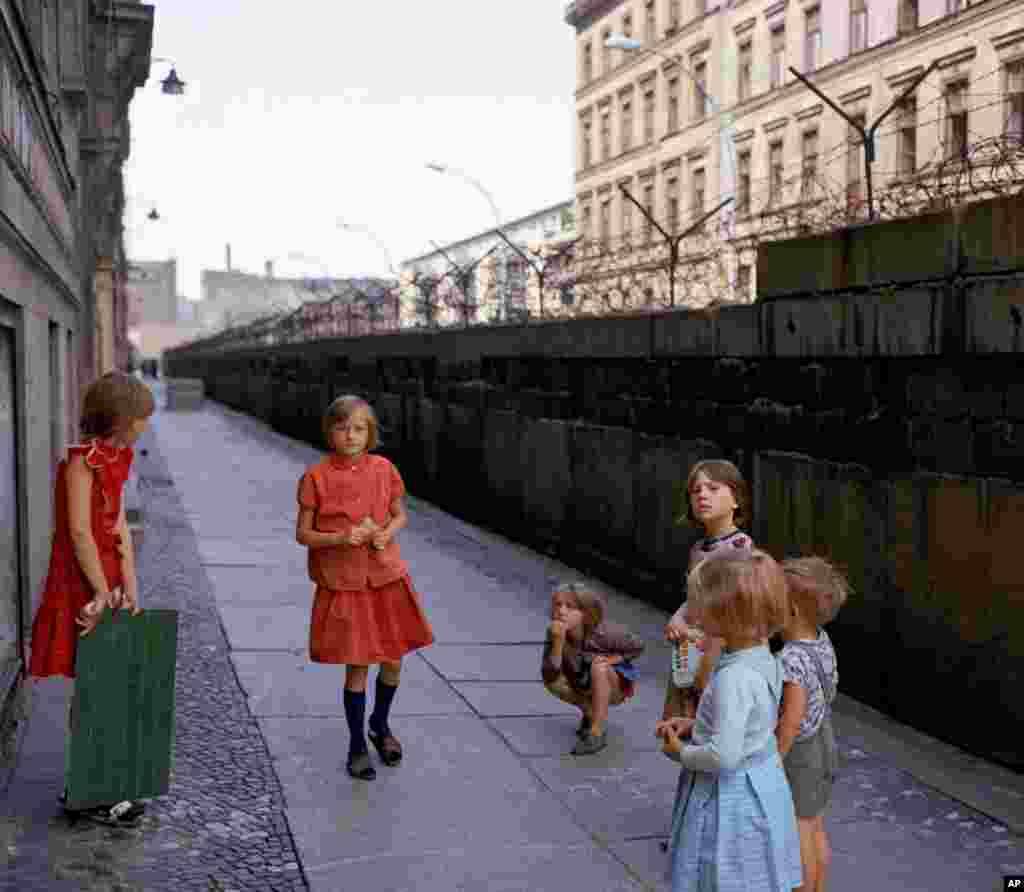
xmin=399 ymin=200 xmax=577 ymax=326
xmin=566 ymin=0 xmax=1024 ymax=303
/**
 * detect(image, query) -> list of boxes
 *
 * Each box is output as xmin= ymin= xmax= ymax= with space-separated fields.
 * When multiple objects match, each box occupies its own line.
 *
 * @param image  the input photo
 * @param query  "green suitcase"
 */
xmin=66 ymin=609 xmax=178 ymax=810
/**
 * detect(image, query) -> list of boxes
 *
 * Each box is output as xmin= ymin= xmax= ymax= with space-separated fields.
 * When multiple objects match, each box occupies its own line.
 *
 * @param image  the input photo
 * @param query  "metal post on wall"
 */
xmin=787 ymin=61 xmax=937 ymax=222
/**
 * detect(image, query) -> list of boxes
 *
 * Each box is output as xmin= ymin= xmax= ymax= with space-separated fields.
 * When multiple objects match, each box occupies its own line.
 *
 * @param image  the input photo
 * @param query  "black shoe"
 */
xmin=571 ymin=730 xmax=608 ymax=756
xmin=347 ymin=751 xmax=376 ymax=781
xmin=367 ymin=729 xmax=403 ymax=766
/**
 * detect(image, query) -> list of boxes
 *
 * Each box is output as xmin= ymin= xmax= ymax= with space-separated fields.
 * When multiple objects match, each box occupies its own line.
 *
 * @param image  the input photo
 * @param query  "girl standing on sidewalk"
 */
xmin=663 ymin=460 xmax=754 ymax=722
xmin=541 ymin=582 xmax=645 ymax=755
xmin=657 ymin=551 xmax=802 ymax=892
xmin=29 ymin=371 xmax=155 ymax=826
xmin=296 ymin=395 xmax=433 ymax=781
xmin=776 ymin=557 xmax=849 ymax=892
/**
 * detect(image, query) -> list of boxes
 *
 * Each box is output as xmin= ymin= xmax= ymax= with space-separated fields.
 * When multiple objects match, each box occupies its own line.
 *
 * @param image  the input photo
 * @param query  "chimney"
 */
xmin=225 ymin=243 xmax=232 ymax=271
xmin=265 ymin=260 xmax=274 ymax=279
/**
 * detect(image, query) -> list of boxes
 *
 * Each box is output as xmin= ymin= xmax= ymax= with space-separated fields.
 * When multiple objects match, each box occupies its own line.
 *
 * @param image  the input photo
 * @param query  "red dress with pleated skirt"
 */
xmin=29 ymin=439 xmax=133 ymax=679
xmin=298 ymin=451 xmax=433 ymax=665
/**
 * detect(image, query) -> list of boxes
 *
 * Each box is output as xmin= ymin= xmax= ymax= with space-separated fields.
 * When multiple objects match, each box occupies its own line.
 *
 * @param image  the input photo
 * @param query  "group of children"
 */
xmin=29 ymin=376 xmax=844 ymax=890
xmin=540 ymin=458 xmax=848 ymax=892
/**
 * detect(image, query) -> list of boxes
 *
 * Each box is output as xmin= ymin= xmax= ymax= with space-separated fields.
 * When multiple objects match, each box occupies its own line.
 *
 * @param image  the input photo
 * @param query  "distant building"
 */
xmin=399 ymin=200 xmax=577 ymax=326
xmin=126 ymin=259 xmax=178 ymax=325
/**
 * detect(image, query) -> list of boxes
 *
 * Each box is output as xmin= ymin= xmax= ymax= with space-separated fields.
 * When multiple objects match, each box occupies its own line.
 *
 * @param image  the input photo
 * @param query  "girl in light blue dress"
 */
xmin=657 ymin=551 xmax=803 ymax=892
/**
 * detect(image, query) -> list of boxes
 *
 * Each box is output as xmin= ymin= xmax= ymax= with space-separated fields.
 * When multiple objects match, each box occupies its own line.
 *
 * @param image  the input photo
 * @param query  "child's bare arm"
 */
xmin=115 ymin=503 xmax=142 ymax=614
xmin=776 ymin=681 xmax=807 ymax=757
xmin=67 ymin=454 xmax=113 ymax=598
xmin=693 ymin=636 xmax=723 ymax=692
xmin=372 ymin=498 xmax=406 ymax=548
xmin=295 ymin=507 xmax=355 ymax=549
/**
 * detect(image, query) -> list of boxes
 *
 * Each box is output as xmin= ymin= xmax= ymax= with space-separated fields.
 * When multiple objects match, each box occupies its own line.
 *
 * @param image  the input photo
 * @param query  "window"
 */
xmin=947 ymin=0 xmax=965 ymax=13
xmin=506 ymin=258 xmax=527 ymax=306
xmin=736 ymin=264 xmax=752 ymax=301
xmin=898 ymin=0 xmax=918 ymax=33
xmin=694 ymin=60 xmax=709 ymax=120
xmin=667 ymin=73 xmax=680 ymax=131
xmin=737 ymin=151 xmax=751 ymax=214
xmin=644 ymin=86 xmax=656 ymax=143
xmin=602 ymin=29 xmax=612 ymax=74
xmin=621 ymin=95 xmax=633 ymax=153
xmin=583 ymin=43 xmax=593 ymax=83
xmin=846 ymin=115 xmax=865 ymax=209
xmin=898 ymin=97 xmax=917 ymax=175
xmin=601 ymin=107 xmax=612 ymax=160
xmin=582 ymin=203 xmax=592 ymax=240
xmin=692 ymin=168 xmax=706 ymax=229
xmin=805 ymin=7 xmax=821 ymax=72
xmin=850 ymin=0 xmax=867 ymax=54
xmin=623 ymin=12 xmax=633 ymax=39
xmin=582 ymin=117 xmax=593 ymax=168
xmin=738 ymin=41 xmax=753 ymax=102
xmin=666 ymin=176 xmax=679 ymax=233
xmin=769 ymin=141 xmax=784 ymax=205
xmin=696 ymin=0 xmax=707 ymax=16
xmin=945 ymin=81 xmax=968 ymax=160
xmin=770 ymin=27 xmax=786 ymax=89
xmin=600 ymin=198 xmax=612 ymax=243
xmin=646 ymin=0 xmax=657 ymax=43
xmin=643 ymin=181 xmax=655 ymax=239
xmin=669 ymin=0 xmax=681 ymax=31
xmin=1006 ymin=62 xmax=1024 ymax=140
xmin=801 ymin=130 xmax=818 ymax=196
xmin=622 ymin=191 xmax=633 ymax=243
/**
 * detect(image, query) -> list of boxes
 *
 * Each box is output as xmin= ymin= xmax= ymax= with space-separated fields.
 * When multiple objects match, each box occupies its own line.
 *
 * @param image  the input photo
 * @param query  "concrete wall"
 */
xmin=166 ymin=270 xmax=1024 ymax=769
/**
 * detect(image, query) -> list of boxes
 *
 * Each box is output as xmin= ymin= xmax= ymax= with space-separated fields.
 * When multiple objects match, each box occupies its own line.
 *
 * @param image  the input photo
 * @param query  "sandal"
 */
xmin=367 ymin=730 xmax=403 ymax=766
xmin=571 ymin=730 xmax=608 ymax=756
xmin=80 ymin=800 xmax=145 ymax=827
xmin=347 ymin=751 xmax=376 ymax=781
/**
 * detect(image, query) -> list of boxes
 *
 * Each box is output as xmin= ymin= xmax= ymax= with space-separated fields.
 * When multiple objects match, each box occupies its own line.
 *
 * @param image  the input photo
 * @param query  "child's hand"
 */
xmin=592 ymin=655 xmax=621 ymax=668
xmin=370 ymin=529 xmax=390 ymax=551
xmin=75 ymin=596 xmax=109 ymax=637
xmin=665 ymin=616 xmax=689 ymax=642
xmin=347 ymin=526 xmax=370 ymax=546
xmin=661 ymin=725 xmax=684 ymax=755
xmin=548 ymin=620 xmax=568 ymax=641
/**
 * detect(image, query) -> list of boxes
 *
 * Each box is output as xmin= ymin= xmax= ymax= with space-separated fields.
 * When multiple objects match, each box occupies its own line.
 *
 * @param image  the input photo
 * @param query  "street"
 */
xmin=2 ymin=390 xmax=1023 ymax=891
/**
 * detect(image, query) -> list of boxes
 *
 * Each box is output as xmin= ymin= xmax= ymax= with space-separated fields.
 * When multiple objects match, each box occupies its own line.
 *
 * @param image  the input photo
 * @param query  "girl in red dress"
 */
xmin=296 ymin=395 xmax=433 ymax=781
xmin=29 ymin=371 xmax=155 ymax=825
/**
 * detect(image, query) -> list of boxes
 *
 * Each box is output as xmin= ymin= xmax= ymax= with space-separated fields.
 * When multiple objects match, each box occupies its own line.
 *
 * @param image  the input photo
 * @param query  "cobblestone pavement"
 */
xmin=0 ymin=425 xmax=308 ymax=892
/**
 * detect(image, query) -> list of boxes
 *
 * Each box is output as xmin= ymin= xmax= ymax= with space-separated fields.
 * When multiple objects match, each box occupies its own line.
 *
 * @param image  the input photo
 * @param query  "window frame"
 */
xmin=801 ymin=129 xmax=819 ymax=197
xmin=770 ymin=26 xmax=786 ymax=89
xmin=737 ymin=150 xmax=751 ymax=215
xmin=738 ymin=40 xmax=753 ymax=102
xmin=849 ymin=0 xmax=868 ymax=55
xmin=804 ymin=7 xmax=822 ymax=73
xmin=944 ymin=80 xmax=969 ymax=162
xmin=768 ymin=140 xmax=784 ymax=205
xmin=1005 ymin=61 xmax=1024 ymax=141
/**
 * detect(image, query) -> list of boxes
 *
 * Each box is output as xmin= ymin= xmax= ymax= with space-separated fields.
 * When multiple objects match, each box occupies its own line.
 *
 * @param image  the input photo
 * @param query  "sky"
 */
xmin=123 ymin=1 xmax=578 ymax=302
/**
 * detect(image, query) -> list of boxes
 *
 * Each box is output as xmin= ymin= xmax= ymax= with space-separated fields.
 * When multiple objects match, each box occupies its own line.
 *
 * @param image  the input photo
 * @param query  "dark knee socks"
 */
xmin=343 ymin=689 xmax=367 ymax=758
xmin=368 ymin=677 xmax=398 ymax=737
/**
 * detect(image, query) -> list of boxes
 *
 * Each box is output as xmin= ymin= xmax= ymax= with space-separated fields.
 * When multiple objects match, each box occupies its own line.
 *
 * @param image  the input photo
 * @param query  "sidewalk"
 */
xmin=3 ymin=391 xmax=1023 ymax=891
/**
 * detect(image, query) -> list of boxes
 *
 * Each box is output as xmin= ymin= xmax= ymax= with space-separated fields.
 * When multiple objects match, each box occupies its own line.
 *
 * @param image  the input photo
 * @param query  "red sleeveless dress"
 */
xmin=28 ymin=439 xmax=134 ymax=679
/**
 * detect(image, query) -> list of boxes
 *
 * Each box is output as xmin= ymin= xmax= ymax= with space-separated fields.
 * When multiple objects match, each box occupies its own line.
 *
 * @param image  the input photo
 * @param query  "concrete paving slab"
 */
xmin=528 ymin=750 xmax=679 ymax=841
xmin=234 ymin=651 xmax=470 ymax=718
xmin=303 ymin=841 xmax=648 ymax=892
xmin=606 ymin=838 xmax=672 ymax=891
xmin=420 ymin=644 xmax=542 ymax=681
xmin=196 ymin=538 xmax=304 ymax=568
xmin=826 ymin=819 xmax=1007 ymax=892
xmin=262 ymin=716 xmax=592 ymax=864
xmin=216 ymin=604 xmax=310 ymax=651
xmin=202 ymin=565 xmax=313 ymax=606
xmin=453 ymin=677 xmax=666 ymax=720
xmin=489 ymin=715 xmax=663 ymax=758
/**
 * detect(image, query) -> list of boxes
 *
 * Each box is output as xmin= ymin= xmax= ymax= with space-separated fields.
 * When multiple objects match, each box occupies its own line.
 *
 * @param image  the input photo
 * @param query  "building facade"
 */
xmin=1 ymin=1 xmax=154 ymax=716
xmin=127 ymin=258 xmax=178 ymax=326
xmin=566 ymin=0 xmax=1024 ymax=305
xmin=398 ymin=200 xmax=577 ymax=326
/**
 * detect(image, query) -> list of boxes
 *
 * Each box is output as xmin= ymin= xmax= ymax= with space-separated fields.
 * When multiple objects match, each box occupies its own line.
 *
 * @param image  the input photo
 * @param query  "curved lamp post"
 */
xmin=337 ymin=221 xmax=397 ymax=276
xmin=151 ymin=57 xmax=186 ymax=95
xmin=425 ymin=162 xmax=503 ymax=227
xmin=605 ymin=35 xmax=735 ymax=204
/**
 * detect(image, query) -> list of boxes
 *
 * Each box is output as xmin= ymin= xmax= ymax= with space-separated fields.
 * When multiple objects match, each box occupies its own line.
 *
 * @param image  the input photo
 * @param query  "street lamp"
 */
xmin=150 ymin=57 xmax=186 ymax=95
xmin=604 ymin=34 xmax=736 ymax=203
xmin=425 ymin=162 xmax=503 ymax=227
xmin=337 ymin=221 xmax=397 ymax=276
